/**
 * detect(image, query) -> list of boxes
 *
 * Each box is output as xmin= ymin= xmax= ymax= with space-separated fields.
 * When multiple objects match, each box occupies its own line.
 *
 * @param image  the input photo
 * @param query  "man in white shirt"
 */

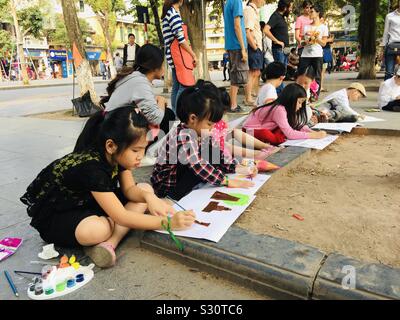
xmin=382 ymin=4 xmax=400 ymax=80
xmin=379 ymin=65 xmax=400 ymax=111
xmin=123 ymin=33 xmax=141 ymax=68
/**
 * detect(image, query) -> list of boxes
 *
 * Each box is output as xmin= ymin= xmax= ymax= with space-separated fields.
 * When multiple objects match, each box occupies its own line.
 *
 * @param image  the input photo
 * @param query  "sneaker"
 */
xmin=228 ymin=105 xmax=249 ymax=114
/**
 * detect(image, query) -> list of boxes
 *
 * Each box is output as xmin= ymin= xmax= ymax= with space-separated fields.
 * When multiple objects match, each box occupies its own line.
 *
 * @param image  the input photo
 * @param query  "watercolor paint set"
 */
xmin=27 ymin=255 xmax=94 ymax=300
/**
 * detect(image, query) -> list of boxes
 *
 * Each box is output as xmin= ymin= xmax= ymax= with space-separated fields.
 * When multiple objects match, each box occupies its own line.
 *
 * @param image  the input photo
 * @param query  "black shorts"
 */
xmin=37 ymin=190 xmax=128 ymax=248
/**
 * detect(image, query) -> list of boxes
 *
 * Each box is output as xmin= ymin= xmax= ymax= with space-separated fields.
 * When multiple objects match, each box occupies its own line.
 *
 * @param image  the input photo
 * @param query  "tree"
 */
xmin=130 ymin=0 xmax=164 ymax=46
xmin=0 ymin=29 xmax=14 ymax=58
xmin=357 ymin=0 xmax=379 ymax=79
xmin=60 ymin=0 xmax=99 ymax=103
xmin=84 ymin=0 xmax=126 ymax=79
xmin=46 ymin=13 xmax=92 ymax=48
xmin=180 ymin=0 xmax=209 ymax=79
xmin=0 ymin=0 xmax=45 ymax=84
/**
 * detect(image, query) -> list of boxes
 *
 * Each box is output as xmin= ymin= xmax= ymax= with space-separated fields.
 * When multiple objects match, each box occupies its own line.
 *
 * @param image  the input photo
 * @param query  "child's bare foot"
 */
xmin=84 ymin=242 xmax=116 ymax=268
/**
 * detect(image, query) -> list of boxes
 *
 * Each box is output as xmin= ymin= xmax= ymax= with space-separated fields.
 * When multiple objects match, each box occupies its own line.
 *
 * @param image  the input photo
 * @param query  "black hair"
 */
xmin=278 ymin=0 xmax=293 ymax=11
xmin=74 ymin=106 xmax=149 ymax=155
xmin=161 ymin=0 xmax=181 ymax=19
xmin=102 ymin=44 xmax=164 ymax=104
xmin=311 ymin=4 xmax=324 ymax=18
xmin=297 ymin=65 xmax=316 ymax=80
xmin=128 ymin=33 xmax=135 ymax=38
xmin=263 ymin=62 xmax=287 ymax=80
xmin=302 ymin=0 xmax=313 ymax=9
xmin=134 ymin=43 xmax=164 ymax=74
xmin=252 ymin=83 xmax=308 ymax=131
xmin=115 ymin=52 xmax=120 ymax=56
xmin=291 ymin=48 xmax=297 ymax=53
xmin=176 ymin=80 xmax=224 ymax=123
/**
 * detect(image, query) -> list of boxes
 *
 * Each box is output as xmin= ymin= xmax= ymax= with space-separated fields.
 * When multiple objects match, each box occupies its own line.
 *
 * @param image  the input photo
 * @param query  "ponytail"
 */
xmin=73 ymin=106 xmax=150 ymax=154
xmin=161 ymin=0 xmax=181 ymax=19
xmin=101 ymin=67 xmax=135 ymax=105
xmin=74 ymin=111 xmax=104 ymax=153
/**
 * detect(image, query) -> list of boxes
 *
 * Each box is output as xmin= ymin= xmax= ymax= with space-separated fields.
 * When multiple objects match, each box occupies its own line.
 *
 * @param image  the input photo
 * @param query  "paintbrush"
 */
xmin=165 ymin=196 xmax=208 ymax=227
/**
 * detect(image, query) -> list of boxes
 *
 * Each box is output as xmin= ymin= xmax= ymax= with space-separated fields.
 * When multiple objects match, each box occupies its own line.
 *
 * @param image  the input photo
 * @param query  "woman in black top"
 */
xmin=20 ymin=106 xmax=195 ymax=268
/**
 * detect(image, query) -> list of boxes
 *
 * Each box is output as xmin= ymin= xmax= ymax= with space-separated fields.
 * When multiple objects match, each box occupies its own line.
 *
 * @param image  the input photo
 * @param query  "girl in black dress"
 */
xmin=20 ymin=106 xmax=195 ymax=268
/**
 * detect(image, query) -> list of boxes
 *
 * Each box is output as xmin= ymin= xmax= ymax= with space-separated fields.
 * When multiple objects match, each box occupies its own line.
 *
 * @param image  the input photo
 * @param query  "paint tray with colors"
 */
xmin=27 ymin=256 xmax=94 ymax=300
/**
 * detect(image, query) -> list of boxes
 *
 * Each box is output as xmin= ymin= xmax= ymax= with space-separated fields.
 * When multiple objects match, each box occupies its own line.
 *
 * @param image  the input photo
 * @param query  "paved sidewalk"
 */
xmin=1 ymin=71 xmax=399 ymax=300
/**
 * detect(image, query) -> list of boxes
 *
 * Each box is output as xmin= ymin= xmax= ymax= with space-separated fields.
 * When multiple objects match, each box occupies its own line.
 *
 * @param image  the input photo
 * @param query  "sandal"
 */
xmin=84 ymin=242 xmax=116 ymax=268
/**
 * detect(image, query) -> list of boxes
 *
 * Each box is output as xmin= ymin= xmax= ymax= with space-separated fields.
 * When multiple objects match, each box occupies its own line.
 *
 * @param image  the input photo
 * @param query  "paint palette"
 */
xmin=27 ymin=263 xmax=94 ymax=300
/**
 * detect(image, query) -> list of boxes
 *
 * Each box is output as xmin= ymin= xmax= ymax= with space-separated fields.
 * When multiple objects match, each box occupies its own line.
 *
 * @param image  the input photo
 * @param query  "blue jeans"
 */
xmin=171 ymin=68 xmax=187 ymax=114
xmin=384 ymin=47 xmax=397 ymax=80
xmin=272 ymin=47 xmax=287 ymax=94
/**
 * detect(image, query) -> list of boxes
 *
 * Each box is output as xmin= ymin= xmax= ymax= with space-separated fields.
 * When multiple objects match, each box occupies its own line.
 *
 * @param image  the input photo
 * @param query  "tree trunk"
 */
xmin=99 ymin=13 xmax=117 ymax=79
xmin=9 ymin=0 xmax=29 ymax=85
xmin=150 ymin=0 xmax=164 ymax=47
xmin=180 ymin=0 xmax=210 ymax=80
xmin=60 ymin=0 xmax=98 ymax=104
xmin=357 ymin=0 xmax=379 ymax=79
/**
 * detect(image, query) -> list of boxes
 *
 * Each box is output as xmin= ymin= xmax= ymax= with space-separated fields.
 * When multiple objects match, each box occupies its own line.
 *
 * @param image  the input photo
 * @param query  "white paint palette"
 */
xmin=27 ymin=264 xmax=94 ymax=300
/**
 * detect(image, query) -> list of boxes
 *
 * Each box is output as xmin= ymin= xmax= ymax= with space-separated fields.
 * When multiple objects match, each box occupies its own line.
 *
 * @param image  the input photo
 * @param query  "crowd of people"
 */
xmin=19 ymin=0 xmax=400 ymax=269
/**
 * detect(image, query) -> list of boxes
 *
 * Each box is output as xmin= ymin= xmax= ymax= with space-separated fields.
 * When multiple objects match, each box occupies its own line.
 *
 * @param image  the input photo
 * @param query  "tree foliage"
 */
xmin=46 ymin=13 xmax=92 ymax=48
xmin=0 ymin=29 xmax=15 ymax=57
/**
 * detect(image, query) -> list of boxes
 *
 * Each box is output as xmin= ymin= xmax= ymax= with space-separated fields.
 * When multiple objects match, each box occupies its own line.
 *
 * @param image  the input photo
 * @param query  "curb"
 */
xmin=0 ymin=80 xmax=108 ymax=90
xmin=140 ymin=135 xmax=400 ymax=300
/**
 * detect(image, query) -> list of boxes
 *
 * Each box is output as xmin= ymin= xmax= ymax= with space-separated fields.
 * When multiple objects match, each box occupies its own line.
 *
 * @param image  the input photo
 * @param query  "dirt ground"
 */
xmin=28 ymin=109 xmax=83 ymax=121
xmin=236 ymin=134 xmax=400 ymax=268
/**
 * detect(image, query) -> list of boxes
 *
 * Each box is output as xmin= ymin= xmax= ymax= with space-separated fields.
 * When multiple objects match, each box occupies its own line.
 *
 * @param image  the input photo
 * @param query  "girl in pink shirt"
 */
xmin=211 ymin=87 xmax=281 ymax=160
xmin=243 ymin=83 xmax=326 ymax=144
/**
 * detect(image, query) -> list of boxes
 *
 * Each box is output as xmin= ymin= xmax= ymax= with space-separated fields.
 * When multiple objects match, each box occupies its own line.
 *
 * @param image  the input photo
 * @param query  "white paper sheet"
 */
xmin=312 ymin=123 xmax=359 ymax=133
xmin=200 ymin=173 xmax=272 ymax=195
xmin=155 ymin=173 xmax=271 ymax=242
xmin=280 ymin=135 xmax=339 ymax=150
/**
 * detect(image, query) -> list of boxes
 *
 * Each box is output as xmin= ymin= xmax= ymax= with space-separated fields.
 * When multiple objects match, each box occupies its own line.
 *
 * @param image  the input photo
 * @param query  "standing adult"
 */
xmin=114 ymin=52 xmax=123 ymax=72
xmin=123 ymin=33 xmax=141 ymax=68
xmin=222 ymin=51 xmax=230 ymax=81
xmin=264 ymin=0 xmax=293 ymax=66
xmin=224 ymin=0 xmax=249 ymax=113
xmin=295 ymin=1 xmax=313 ymax=58
xmin=320 ymin=17 xmax=334 ymax=92
xmin=244 ymin=0 xmax=265 ymax=107
xmin=99 ymin=60 xmax=107 ymax=80
xmin=382 ymin=3 xmax=400 ymax=80
xmin=298 ymin=4 xmax=328 ymax=96
xmin=161 ymin=0 xmax=197 ymax=113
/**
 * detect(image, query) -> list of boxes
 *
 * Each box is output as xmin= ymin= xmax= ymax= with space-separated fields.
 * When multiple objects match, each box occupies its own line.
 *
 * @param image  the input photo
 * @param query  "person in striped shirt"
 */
xmin=161 ymin=0 xmax=197 ymax=113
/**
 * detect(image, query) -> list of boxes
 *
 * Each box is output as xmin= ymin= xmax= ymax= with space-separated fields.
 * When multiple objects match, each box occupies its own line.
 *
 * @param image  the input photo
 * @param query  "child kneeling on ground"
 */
xmin=242 ymin=83 xmax=327 ymax=145
xmin=20 ymin=106 xmax=195 ymax=268
xmin=151 ymin=80 xmax=257 ymax=201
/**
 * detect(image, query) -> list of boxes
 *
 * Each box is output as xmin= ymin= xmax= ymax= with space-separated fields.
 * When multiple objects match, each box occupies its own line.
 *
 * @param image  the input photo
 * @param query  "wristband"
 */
xmin=161 ymin=216 xmax=184 ymax=252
